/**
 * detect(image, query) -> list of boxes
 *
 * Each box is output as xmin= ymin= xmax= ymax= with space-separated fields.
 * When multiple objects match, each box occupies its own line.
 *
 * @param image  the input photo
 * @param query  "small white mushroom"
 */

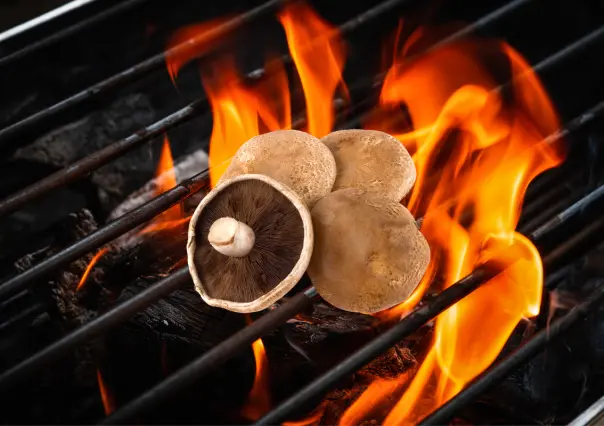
xmin=207 ymin=217 xmax=256 ymax=257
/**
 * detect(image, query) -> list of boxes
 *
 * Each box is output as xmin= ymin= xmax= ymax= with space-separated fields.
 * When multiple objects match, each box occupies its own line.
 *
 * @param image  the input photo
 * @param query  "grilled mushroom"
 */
xmin=321 ymin=129 xmax=416 ymax=201
xmin=187 ymin=174 xmax=313 ymax=313
xmin=307 ymin=188 xmax=430 ymax=314
xmin=219 ymin=129 xmax=337 ymax=207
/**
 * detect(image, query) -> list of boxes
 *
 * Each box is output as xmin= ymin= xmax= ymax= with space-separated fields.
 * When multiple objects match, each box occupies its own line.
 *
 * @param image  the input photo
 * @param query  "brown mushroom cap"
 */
xmin=187 ymin=174 xmax=313 ymax=313
xmin=321 ymin=129 xmax=416 ymax=201
xmin=219 ymin=129 xmax=336 ymax=207
xmin=307 ymin=188 xmax=430 ymax=314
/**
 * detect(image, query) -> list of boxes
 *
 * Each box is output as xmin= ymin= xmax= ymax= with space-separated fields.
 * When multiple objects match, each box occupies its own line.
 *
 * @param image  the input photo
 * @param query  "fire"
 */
xmin=241 ymin=336 xmax=271 ymax=421
xmin=76 ymin=247 xmax=108 ymax=291
xmin=159 ymin=5 xmax=565 ymax=423
xmin=283 ymin=404 xmax=326 ymax=426
xmin=96 ymin=369 xmax=116 ymax=416
xmin=165 ymin=19 xmax=233 ymax=85
xmin=343 ymin=36 xmax=563 ymax=424
xmin=278 ymin=2 xmax=348 ymax=137
xmin=150 ymin=135 xmax=182 ymax=223
xmin=78 ymin=136 xmax=183 ymax=291
xmin=165 ymin=2 xmax=346 ymax=187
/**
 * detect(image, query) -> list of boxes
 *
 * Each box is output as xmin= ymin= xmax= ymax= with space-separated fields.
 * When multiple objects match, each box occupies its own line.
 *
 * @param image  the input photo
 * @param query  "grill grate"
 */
xmin=1 ymin=0 xmax=604 ymax=424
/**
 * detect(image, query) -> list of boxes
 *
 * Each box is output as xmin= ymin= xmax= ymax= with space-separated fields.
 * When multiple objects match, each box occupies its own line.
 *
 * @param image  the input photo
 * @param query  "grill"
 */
xmin=1 ymin=0 xmax=604 ymax=424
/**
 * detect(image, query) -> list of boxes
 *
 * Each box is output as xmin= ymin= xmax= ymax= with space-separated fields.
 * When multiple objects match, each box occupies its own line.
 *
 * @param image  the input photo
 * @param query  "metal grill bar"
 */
xmin=420 ymin=283 xmax=604 ymax=425
xmin=0 ymin=170 xmax=209 ymax=300
xmin=1 ymin=17 xmax=601 ymax=303
xmin=0 ymin=268 xmax=190 ymax=391
xmin=0 ymin=0 xmax=150 ymax=67
xmin=0 ymin=0 xmax=283 ymax=148
xmin=254 ymin=188 xmax=604 ymax=425
xmin=0 ymin=100 xmax=206 ymax=218
xmin=0 ymin=127 xmax=585 ymax=389
xmin=568 ymin=394 xmax=604 ymax=426
xmin=100 ymin=287 xmax=317 ymax=425
xmin=0 ymin=0 xmax=448 ymax=216
xmin=0 ymin=0 xmax=418 ymax=149
xmin=0 ymin=104 xmax=601 ymax=421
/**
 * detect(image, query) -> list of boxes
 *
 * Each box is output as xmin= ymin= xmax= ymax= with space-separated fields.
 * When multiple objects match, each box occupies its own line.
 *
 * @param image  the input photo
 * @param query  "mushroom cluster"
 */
xmin=187 ymin=129 xmax=430 ymax=314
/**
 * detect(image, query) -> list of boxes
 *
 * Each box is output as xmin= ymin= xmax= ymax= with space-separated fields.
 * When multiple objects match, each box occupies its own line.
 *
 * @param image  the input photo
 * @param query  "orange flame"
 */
xmin=77 ymin=136 xmax=182 ymax=291
xmin=283 ymin=404 xmax=326 ymax=426
xmin=76 ymin=247 xmax=109 ymax=291
xmin=196 ymin=2 xmax=345 ymax=186
xmin=278 ymin=1 xmax=348 ymax=137
xmin=241 ymin=337 xmax=271 ymax=421
xmin=343 ymin=35 xmax=563 ymax=424
xmin=164 ymin=7 xmax=566 ymax=423
xmin=165 ymin=19 xmax=233 ymax=84
xmin=153 ymin=135 xmax=182 ymax=222
xmin=96 ymin=369 xmax=116 ymax=416
xmin=202 ymin=55 xmax=291 ymax=187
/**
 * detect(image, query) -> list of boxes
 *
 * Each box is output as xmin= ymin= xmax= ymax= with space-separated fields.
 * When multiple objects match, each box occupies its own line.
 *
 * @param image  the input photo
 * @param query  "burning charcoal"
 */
xmin=102 ymin=278 xmax=255 ymax=424
xmin=187 ymin=174 xmax=313 ymax=313
xmin=218 ymin=129 xmax=336 ymax=207
xmin=308 ymin=188 xmax=430 ymax=313
xmin=321 ymin=129 xmax=416 ymax=201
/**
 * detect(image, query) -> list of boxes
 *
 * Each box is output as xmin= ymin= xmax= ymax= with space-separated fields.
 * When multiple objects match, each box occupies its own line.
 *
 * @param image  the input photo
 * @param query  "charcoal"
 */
xmin=13 ymin=94 xmax=157 ymax=213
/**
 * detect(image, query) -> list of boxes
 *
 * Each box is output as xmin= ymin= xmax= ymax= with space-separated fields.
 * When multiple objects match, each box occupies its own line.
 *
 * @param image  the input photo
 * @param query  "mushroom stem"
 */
xmin=208 ymin=217 xmax=255 ymax=257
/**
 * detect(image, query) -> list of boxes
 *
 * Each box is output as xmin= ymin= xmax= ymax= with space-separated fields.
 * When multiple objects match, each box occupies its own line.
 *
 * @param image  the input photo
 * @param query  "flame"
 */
xmin=96 ymin=369 xmax=116 ymax=416
xmin=163 ymin=7 xmax=566 ymax=423
xmin=165 ymin=19 xmax=233 ymax=84
xmin=342 ymin=36 xmax=563 ymax=424
xmin=278 ymin=2 xmax=348 ymax=137
xmin=153 ymin=135 xmax=182 ymax=221
xmin=185 ymin=1 xmax=346 ymax=187
xmin=283 ymin=404 xmax=326 ymax=426
xmin=241 ymin=337 xmax=271 ymax=421
xmin=77 ymin=136 xmax=183 ymax=291
xmin=76 ymin=247 xmax=109 ymax=291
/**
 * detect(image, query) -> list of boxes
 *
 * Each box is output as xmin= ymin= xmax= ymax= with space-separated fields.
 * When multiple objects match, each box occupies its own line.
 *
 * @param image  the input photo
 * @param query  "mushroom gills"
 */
xmin=192 ymin=178 xmax=307 ymax=304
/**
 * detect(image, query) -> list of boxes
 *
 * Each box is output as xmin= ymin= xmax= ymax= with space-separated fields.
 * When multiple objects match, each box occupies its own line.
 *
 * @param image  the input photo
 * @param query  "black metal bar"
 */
xmin=0 ymin=0 xmax=283 ymax=148
xmin=255 ymin=267 xmax=498 ymax=426
xmin=420 ymin=283 xmax=604 ymax=426
xmin=0 ymin=0 xmax=426 ymax=216
xmin=108 ymin=177 xmax=604 ymax=425
xmin=0 ymin=169 xmax=209 ymax=300
xmin=518 ymin=189 xmax=585 ymax=235
xmin=541 ymin=216 xmax=604 ymax=271
xmin=100 ymin=287 xmax=318 ymax=425
xmin=0 ymin=100 xmax=205 ymax=218
xmin=0 ymin=267 xmax=191 ymax=392
xmin=1 ymin=16 xmax=602 ymax=303
xmin=0 ymin=0 xmax=150 ymax=67
xmin=531 ymin=184 xmax=604 ymax=241
xmin=0 ymin=302 xmax=46 ymax=334
xmin=255 ymin=183 xmax=604 ymax=425
xmin=568 ymin=394 xmax=604 ymax=426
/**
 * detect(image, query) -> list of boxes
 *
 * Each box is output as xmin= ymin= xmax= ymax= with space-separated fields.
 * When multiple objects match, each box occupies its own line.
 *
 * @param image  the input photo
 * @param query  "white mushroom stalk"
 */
xmin=208 ymin=217 xmax=256 ymax=257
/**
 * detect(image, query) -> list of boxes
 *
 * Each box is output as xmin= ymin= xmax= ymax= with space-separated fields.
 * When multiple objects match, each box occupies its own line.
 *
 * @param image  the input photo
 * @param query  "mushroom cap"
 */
xmin=307 ymin=188 xmax=430 ymax=314
xmin=187 ymin=174 xmax=313 ymax=313
xmin=219 ymin=129 xmax=336 ymax=207
xmin=321 ymin=129 xmax=416 ymax=201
